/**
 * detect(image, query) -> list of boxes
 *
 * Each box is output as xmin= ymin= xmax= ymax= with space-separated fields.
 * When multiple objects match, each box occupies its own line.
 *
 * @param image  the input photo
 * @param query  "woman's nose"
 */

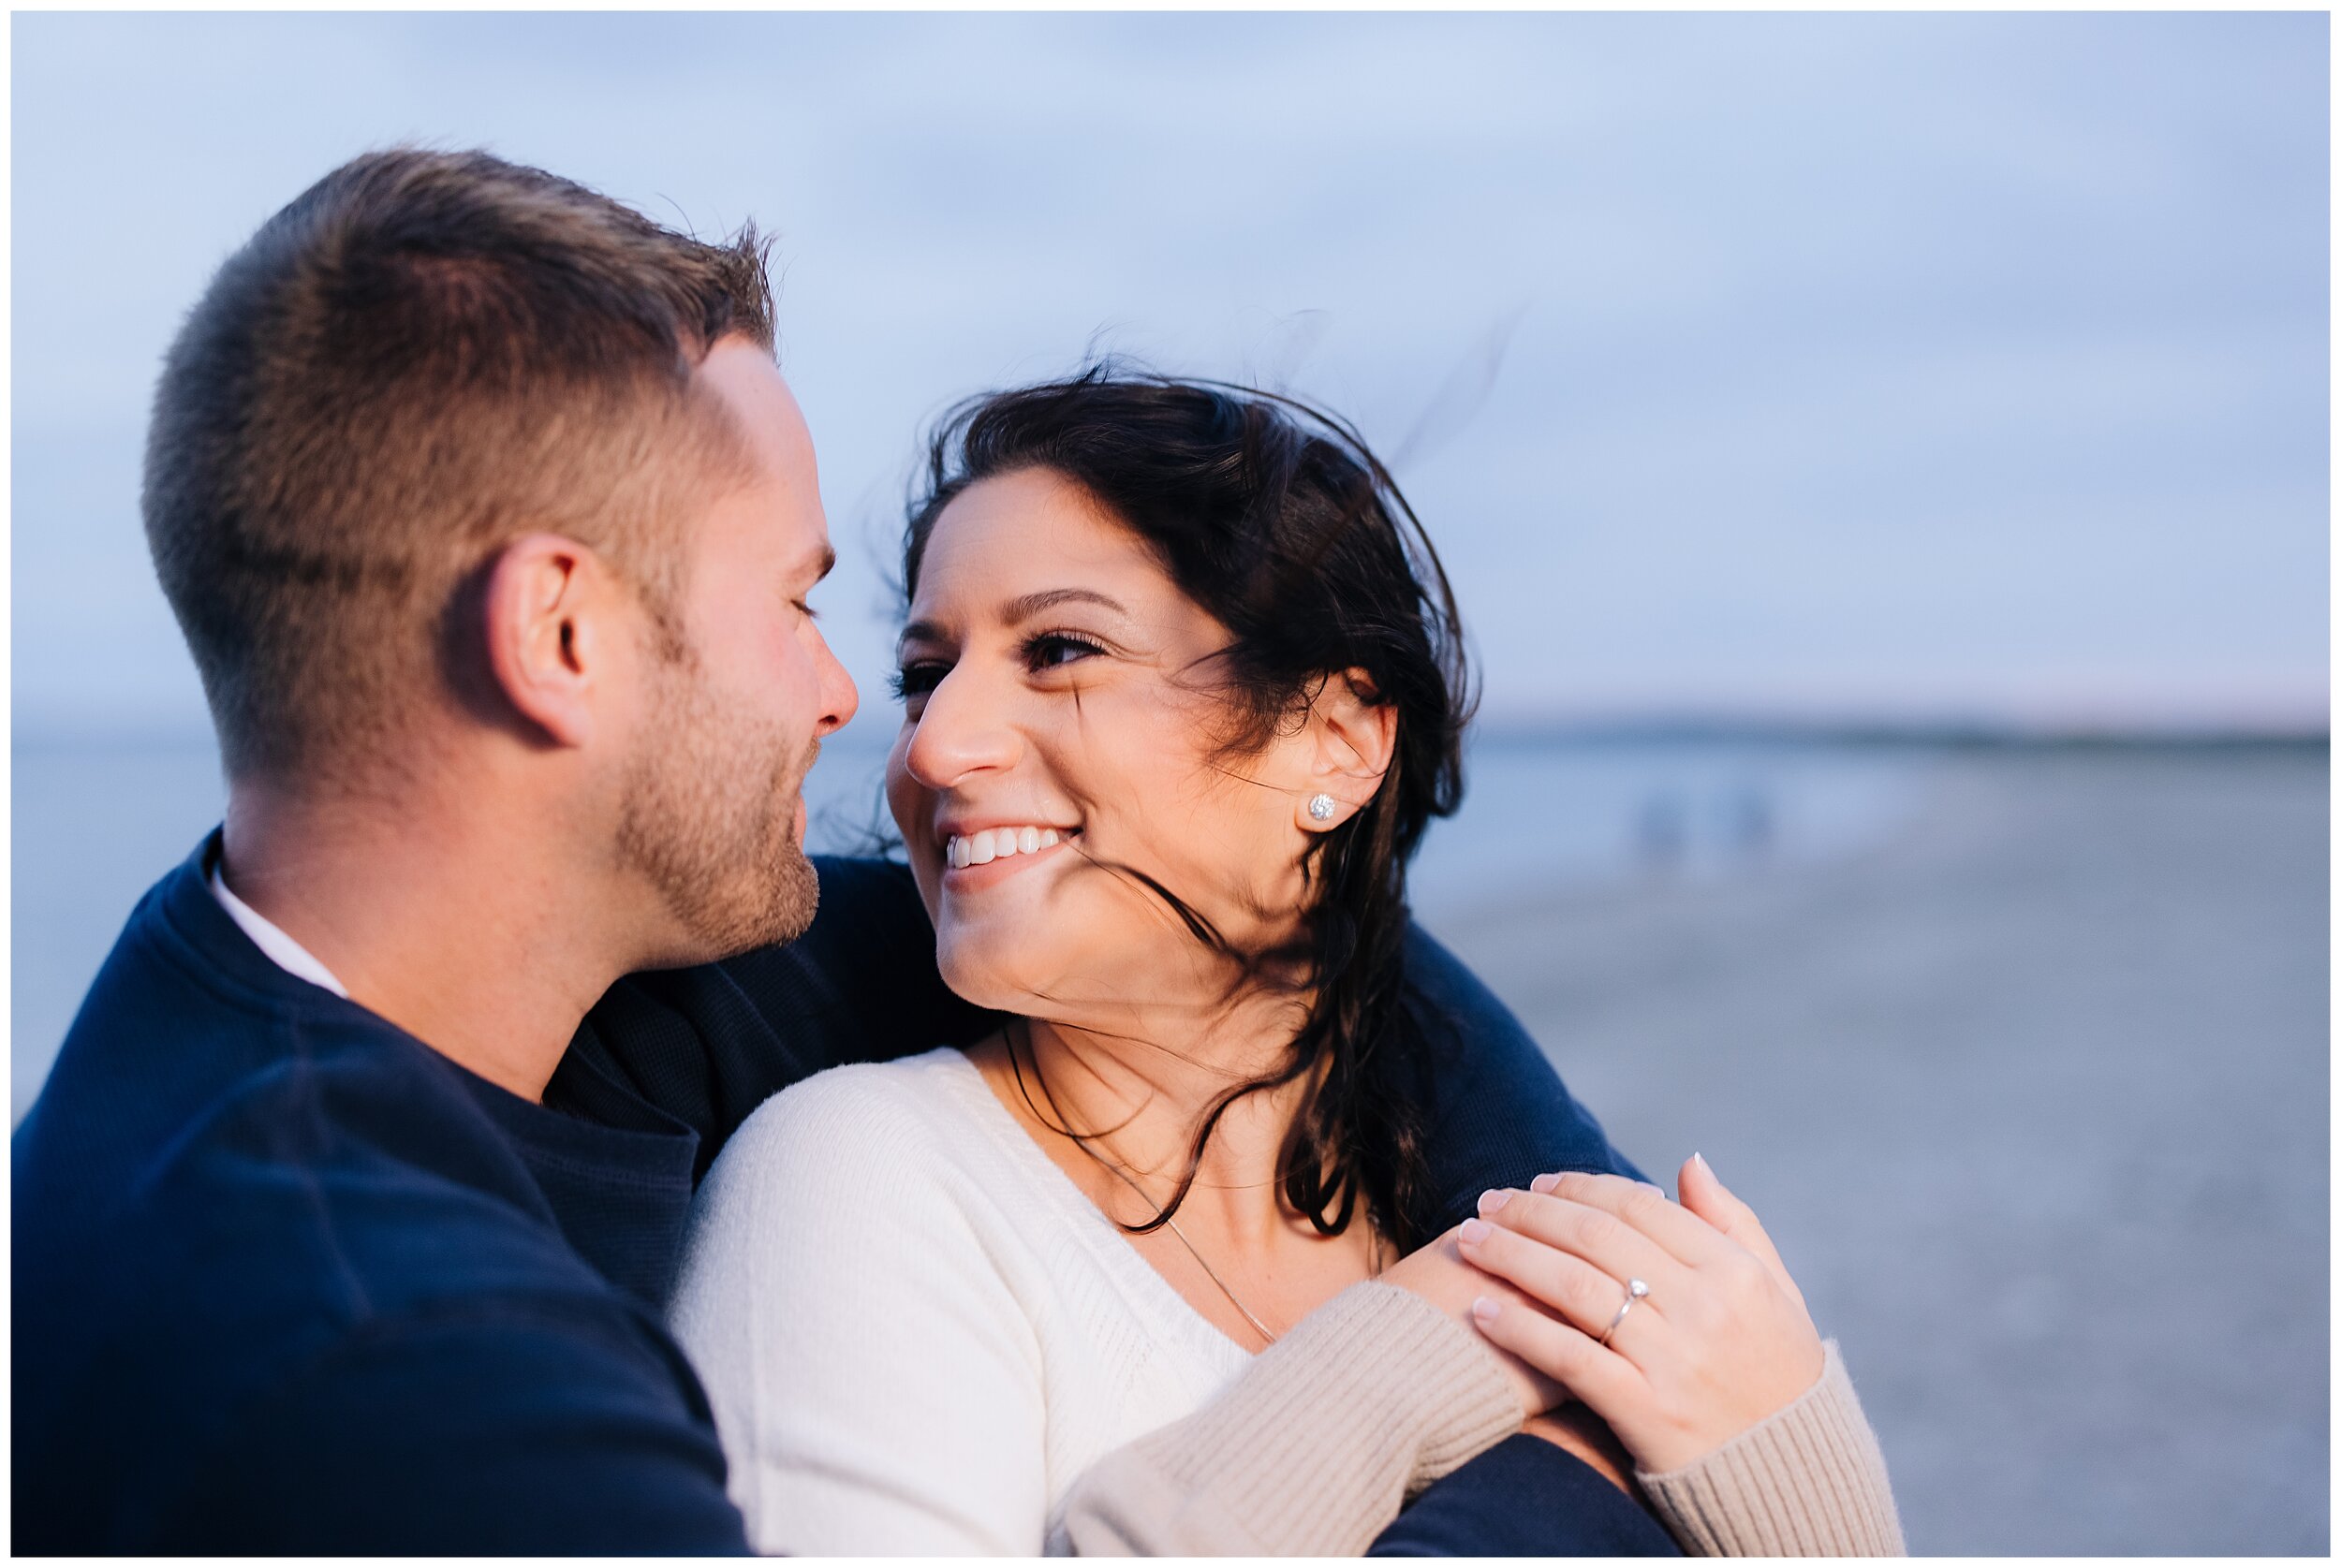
xmin=903 ymin=666 xmax=1022 ymax=788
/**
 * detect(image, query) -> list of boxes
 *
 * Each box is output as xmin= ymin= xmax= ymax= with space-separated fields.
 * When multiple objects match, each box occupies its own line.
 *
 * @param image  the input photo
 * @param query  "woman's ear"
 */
xmin=1297 ymin=667 xmax=1397 ymax=832
xmin=479 ymin=534 xmax=622 ymax=749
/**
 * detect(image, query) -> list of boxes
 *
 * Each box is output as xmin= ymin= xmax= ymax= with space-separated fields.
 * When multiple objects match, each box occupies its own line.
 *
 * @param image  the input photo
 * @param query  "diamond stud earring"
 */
xmin=1307 ymin=793 xmax=1337 ymax=823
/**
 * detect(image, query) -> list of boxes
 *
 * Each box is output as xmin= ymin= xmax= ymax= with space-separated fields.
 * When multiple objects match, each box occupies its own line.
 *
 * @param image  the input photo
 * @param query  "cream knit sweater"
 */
xmin=670 ymin=1048 xmax=1904 ymax=1556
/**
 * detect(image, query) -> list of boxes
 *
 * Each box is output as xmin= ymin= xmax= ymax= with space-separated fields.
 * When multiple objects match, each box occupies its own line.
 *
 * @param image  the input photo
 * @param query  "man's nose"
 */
xmin=903 ymin=665 xmax=1021 ymax=788
xmin=813 ymin=631 xmax=858 ymax=740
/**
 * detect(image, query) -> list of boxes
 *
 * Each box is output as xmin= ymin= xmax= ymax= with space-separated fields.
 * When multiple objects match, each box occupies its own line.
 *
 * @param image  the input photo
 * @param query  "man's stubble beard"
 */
xmin=614 ymin=646 xmax=821 ymax=963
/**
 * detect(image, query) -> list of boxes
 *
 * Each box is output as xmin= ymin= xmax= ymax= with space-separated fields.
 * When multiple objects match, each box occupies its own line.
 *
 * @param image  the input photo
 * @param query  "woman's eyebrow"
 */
xmin=1002 ymin=587 xmax=1127 ymax=623
xmin=898 ymin=589 xmax=1129 ymax=652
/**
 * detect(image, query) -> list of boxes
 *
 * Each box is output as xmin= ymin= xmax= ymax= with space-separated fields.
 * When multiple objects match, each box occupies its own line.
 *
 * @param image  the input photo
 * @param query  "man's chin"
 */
xmin=637 ymin=841 xmax=820 ymax=972
xmin=612 ymin=701 xmax=824 ymax=967
xmin=763 ymin=842 xmax=821 ymax=945
xmin=721 ymin=842 xmax=823 ymax=953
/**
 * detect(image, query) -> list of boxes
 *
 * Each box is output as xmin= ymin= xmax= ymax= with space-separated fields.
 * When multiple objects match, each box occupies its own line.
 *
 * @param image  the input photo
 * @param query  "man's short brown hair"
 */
xmin=143 ymin=147 xmax=775 ymax=782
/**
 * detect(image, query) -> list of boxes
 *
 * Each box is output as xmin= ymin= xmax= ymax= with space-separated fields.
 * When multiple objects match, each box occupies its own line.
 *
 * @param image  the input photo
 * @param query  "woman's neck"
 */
xmin=997 ymin=992 xmax=1325 ymax=1242
xmin=966 ymin=989 xmax=1384 ymax=1352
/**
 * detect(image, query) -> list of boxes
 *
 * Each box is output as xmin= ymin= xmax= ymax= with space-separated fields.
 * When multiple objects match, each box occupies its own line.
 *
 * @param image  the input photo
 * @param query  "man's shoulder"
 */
xmin=18 ymin=1281 xmax=738 ymax=1553
xmin=13 ymin=918 xmax=659 ymax=1547
xmin=16 ymin=1017 xmax=627 ymax=1383
xmin=14 ymin=845 xmax=730 ymax=1551
xmin=14 ymin=1043 xmax=695 ymax=1551
xmin=20 ymin=972 xmax=584 ymax=1303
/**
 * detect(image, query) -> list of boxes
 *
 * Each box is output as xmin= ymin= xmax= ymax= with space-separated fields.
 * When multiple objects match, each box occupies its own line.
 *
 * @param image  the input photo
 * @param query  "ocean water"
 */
xmin=10 ymin=730 xmax=1936 ymax=1121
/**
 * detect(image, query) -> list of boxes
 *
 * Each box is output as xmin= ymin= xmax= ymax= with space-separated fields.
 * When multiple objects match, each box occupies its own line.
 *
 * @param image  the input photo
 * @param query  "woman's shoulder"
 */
xmin=703 ymin=1047 xmax=997 ymax=1199
xmin=674 ymin=1047 xmax=1059 ymax=1364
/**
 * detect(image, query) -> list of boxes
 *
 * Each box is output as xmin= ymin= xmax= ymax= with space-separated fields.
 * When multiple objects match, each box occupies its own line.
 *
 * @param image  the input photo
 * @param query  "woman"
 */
xmin=668 ymin=373 xmax=1900 ymax=1554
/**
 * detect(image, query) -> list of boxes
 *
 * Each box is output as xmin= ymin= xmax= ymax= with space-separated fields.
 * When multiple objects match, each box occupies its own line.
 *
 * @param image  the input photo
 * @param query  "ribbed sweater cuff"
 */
xmin=1637 ymin=1341 xmax=1907 ymax=1557
xmin=1057 ymin=1281 xmax=1520 ymax=1556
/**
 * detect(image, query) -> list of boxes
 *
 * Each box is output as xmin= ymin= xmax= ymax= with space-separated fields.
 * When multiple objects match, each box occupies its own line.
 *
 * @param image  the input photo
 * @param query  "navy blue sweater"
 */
xmin=13 ymin=833 xmax=1637 ymax=1553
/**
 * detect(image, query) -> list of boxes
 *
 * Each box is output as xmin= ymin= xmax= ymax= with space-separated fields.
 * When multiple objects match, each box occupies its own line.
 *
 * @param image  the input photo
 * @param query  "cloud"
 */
xmin=13 ymin=11 xmax=2326 ymax=733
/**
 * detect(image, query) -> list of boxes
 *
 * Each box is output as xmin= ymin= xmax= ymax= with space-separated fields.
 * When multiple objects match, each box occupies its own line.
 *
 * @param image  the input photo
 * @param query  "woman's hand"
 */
xmin=1377 ymin=1224 xmax=1566 ymax=1421
xmin=1455 ymin=1154 xmax=1826 ymax=1476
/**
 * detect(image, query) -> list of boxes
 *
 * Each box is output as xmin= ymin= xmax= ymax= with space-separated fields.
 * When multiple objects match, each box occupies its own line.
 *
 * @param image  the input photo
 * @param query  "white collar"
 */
xmin=208 ymin=862 xmax=351 ymax=999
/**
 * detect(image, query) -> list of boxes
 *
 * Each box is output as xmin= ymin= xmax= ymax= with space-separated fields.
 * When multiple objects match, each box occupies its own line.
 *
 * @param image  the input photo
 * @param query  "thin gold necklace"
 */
xmin=1008 ymin=1023 xmax=1382 ymax=1350
xmin=1075 ymin=1135 xmax=1286 ymax=1345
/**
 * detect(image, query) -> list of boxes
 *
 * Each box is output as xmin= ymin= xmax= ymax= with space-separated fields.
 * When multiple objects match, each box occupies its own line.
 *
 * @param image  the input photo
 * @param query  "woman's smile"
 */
xmin=937 ymin=822 xmax=1082 ymax=890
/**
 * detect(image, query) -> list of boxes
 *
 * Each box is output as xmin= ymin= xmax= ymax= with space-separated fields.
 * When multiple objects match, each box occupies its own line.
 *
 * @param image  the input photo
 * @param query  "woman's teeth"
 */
xmin=947 ymin=827 xmax=1064 ymax=870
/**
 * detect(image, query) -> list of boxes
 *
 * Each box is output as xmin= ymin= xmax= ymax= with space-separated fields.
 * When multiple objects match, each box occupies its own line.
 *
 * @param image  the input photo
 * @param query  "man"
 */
xmin=13 ymin=148 xmax=1664 ymax=1553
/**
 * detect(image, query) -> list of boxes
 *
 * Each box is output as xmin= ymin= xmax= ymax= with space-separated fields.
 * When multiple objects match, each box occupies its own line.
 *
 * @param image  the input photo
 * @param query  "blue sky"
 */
xmin=12 ymin=11 xmax=2328 ymax=738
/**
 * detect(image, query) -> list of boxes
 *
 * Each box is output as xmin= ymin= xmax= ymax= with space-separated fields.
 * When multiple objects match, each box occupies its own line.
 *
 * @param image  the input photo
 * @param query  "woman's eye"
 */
xmin=890 ymin=662 xmax=948 ymax=702
xmin=1024 ymin=632 xmax=1105 ymax=672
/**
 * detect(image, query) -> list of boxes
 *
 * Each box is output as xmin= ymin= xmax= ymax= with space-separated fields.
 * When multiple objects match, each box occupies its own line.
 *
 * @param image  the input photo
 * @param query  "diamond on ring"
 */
xmin=1599 ymin=1278 xmax=1651 ymax=1347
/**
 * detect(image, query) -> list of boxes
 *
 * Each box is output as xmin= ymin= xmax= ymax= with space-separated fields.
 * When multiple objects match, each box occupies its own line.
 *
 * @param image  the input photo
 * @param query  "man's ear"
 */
xmin=1298 ymin=667 xmax=1397 ymax=831
xmin=479 ymin=534 xmax=622 ymax=750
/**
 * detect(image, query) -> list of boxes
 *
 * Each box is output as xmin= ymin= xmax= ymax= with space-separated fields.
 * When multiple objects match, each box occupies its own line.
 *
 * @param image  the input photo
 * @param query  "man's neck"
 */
xmin=220 ymin=774 xmax=640 ymax=1104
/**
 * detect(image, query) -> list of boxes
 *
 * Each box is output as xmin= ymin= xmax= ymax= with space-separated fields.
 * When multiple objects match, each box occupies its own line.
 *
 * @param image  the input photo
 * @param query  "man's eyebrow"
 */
xmin=787 ymin=543 xmax=836 ymax=586
xmin=1002 ymin=587 xmax=1127 ymax=623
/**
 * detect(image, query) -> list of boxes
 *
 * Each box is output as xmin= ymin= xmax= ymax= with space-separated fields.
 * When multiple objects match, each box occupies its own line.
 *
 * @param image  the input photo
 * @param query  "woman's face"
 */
xmin=886 ymin=467 xmax=1318 ymax=1020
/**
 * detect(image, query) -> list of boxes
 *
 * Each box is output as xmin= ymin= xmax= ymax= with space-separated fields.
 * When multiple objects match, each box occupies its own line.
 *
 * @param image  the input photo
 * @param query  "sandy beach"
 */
xmin=1436 ymin=743 xmax=2328 ymax=1554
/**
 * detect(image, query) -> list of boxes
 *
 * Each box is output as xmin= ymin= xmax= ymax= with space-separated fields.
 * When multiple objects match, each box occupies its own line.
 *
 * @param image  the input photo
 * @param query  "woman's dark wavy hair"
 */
xmin=902 ymin=365 xmax=1476 ymax=1252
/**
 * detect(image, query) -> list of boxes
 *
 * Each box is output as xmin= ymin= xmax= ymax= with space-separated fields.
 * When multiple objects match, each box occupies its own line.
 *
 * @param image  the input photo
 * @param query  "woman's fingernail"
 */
xmin=1477 ymin=1188 xmax=1510 ymax=1214
xmin=1693 ymin=1151 xmax=1714 ymax=1177
xmin=1472 ymin=1295 xmax=1501 ymax=1324
xmin=1529 ymin=1172 xmax=1560 ymax=1194
xmin=1459 ymin=1218 xmax=1493 ymax=1245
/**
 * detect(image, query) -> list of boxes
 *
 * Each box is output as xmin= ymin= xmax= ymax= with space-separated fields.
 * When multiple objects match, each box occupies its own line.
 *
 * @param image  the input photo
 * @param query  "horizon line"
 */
xmin=15 ymin=709 xmax=2328 ymax=754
